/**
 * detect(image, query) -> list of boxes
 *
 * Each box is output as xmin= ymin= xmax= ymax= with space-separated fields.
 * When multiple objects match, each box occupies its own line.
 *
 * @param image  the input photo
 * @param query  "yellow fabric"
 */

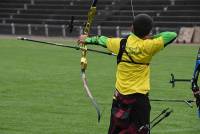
xmin=106 ymin=34 xmax=164 ymax=95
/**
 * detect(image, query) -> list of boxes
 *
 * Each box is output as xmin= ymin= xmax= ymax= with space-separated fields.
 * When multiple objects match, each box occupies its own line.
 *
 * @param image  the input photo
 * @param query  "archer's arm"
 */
xmin=85 ymin=36 xmax=108 ymax=47
xmin=144 ymin=31 xmax=177 ymax=55
xmin=84 ymin=36 xmax=122 ymax=54
xmin=153 ymin=32 xmax=177 ymax=47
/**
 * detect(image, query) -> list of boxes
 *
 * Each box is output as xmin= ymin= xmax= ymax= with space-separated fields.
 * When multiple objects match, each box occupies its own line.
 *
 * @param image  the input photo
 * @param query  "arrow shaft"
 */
xmin=18 ymin=37 xmax=114 ymax=56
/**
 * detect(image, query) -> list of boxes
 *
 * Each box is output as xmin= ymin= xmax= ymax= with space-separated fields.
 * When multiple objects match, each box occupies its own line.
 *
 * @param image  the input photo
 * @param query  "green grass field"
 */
xmin=0 ymin=38 xmax=199 ymax=134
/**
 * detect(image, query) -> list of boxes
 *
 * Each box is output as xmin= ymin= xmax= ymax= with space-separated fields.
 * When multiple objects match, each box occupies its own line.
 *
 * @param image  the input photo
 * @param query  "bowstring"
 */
xmin=131 ymin=0 xmax=135 ymax=21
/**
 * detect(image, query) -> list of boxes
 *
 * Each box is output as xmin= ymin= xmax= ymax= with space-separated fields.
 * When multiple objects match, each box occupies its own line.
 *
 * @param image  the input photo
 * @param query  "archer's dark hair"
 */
xmin=132 ymin=14 xmax=153 ymax=38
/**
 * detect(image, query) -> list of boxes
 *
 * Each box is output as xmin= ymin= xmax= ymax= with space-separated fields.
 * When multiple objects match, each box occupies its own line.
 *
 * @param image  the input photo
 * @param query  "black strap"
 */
xmin=117 ymin=39 xmax=127 ymax=64
xmin=117 ymin=38 xmax=149 ymax=65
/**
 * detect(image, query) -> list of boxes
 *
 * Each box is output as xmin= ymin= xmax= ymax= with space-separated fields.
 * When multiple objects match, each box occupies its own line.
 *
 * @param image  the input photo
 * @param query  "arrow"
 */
xmin=17 ymin=37 xmax=116 ymax=56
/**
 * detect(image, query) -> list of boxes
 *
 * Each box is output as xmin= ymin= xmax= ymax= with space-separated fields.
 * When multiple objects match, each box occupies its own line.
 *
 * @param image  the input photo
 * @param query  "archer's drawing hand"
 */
xmin=78 ymin=34 xmax=88 ymax=45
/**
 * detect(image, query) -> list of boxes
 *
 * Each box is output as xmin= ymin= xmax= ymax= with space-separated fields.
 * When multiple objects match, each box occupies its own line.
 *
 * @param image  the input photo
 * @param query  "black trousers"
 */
xmin=108 ymin=90 xmax=151 ymax=134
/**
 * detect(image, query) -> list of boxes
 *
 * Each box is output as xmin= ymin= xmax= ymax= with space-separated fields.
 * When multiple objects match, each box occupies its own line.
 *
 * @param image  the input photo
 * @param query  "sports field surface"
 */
xmin=0 ymin=37 xmax=199 ymax=134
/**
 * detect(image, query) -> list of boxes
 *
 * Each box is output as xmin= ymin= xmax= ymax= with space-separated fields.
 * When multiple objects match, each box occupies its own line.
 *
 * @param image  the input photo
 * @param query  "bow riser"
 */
xmin=81 ymin=2 xmax=97 ymax=71
xmin=83 ymin=7 xmax=96 ymax=35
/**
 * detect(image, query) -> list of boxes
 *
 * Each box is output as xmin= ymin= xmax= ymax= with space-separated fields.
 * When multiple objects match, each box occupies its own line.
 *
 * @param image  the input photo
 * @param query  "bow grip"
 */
xmin=81 ymin=57 xmax=87 ymax=70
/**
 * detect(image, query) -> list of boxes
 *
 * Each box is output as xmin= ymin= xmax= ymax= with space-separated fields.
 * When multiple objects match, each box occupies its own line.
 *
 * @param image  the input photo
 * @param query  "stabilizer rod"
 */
xmin=150 ymin=108 xmax=173 ymax=130
xmin=169 ymin=73 xmax=191 ymax=87
xmin=150 ymin=99 xmax=195 ymax=108
xmin=150 ymin=108 xmax=169 ymax=124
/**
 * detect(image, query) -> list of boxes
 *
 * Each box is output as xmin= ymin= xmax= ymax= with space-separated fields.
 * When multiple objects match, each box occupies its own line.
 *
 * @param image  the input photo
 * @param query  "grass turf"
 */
xmin=0 ymin=38 xmax=199 ymax=134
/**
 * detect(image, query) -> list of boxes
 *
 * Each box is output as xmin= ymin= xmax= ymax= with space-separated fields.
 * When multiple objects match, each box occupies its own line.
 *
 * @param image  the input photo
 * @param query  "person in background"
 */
xmin=78 ymin=14 xmax=177 ymax=134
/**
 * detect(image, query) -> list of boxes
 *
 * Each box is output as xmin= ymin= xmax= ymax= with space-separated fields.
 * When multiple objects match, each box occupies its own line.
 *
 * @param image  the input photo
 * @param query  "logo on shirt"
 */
xmin=126 ymin=47 xmax=142 ymax=55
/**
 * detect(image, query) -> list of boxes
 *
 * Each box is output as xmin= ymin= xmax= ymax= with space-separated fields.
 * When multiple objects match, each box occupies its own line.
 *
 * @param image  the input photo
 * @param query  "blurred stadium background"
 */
xmin=0 ymin=0 xmax=200 ymax=43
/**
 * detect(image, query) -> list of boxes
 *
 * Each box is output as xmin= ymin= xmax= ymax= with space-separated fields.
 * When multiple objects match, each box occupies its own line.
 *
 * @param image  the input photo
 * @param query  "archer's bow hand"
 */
xmin=192 ymin=87 xmax=200 ymax=107
xmin=77 ymin=34 xmax=88 ymax=45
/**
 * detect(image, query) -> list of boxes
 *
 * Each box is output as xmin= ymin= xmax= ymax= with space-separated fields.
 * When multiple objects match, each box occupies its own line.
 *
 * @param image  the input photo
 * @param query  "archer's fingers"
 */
xmin=77 ymin=34 xmax=88 ymax=45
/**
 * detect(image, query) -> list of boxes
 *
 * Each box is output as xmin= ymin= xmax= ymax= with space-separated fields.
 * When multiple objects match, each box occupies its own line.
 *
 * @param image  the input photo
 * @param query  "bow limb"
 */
xmin=80 ymin=0 xmax=101 ymax=122
xmin=191 ymin=47 xmax=200 ymax=118
xmin=81 ymin=72 xmax=101 ymax=122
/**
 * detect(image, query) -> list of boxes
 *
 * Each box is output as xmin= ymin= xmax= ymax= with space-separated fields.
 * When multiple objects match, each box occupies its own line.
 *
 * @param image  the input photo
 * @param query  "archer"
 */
xmin=78 ymin=14 xmax=177 ymax=134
